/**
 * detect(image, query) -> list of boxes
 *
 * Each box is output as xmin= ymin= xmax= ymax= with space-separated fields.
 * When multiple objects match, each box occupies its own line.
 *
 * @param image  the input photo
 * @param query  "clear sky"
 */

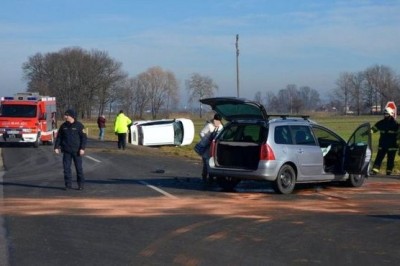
xmin=1 ymin=0 xmax=399 ymax=103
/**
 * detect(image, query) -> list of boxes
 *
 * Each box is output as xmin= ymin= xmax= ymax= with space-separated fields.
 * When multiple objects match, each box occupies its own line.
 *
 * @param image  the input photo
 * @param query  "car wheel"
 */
xmin=216 ymin=176 xmax=240 ymax=191
xmin=273 ymin=164 xmax=296 ymax=194
xmin=346 ymin=174 xmax=365 ymax=187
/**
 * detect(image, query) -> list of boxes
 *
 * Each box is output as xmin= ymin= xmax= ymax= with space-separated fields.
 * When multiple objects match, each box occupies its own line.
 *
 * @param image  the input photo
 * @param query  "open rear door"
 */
xmin=344 ymin=123 xmax=371 ymax=174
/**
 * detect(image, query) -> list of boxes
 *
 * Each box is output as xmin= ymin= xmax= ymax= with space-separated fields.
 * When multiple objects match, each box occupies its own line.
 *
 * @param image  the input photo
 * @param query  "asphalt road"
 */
xmin=1 ymin=139 xmax=400 ymax=266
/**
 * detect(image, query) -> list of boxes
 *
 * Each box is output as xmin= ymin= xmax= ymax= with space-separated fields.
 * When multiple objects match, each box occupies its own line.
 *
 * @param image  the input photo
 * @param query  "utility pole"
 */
xmin=236 ymin=34 xmax=240 ymax=97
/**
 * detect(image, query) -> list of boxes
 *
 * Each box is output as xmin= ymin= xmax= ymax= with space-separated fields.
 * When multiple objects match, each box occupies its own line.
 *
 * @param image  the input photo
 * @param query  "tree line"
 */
xmin=22 ymin=46 xmax=399 ymax=119
xmin=253 ymin=64 xmax=400 ymax=115
xmin=254 ymin=85 xmax=321 ymax=114
xmin=332 ymin=65 xmax=400 ymax=115
xmin=22 ymin=47 xmax=217 ymax=119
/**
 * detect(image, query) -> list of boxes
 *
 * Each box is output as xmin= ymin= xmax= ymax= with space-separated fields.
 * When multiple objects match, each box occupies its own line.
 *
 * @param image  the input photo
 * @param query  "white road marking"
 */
xmin=83 ymin=156 xmax=177 ymax=199
xmin=85 ymin=155 xmax=101 ymax=163
xmin=138 ymin=180 xmax=178 ymax=199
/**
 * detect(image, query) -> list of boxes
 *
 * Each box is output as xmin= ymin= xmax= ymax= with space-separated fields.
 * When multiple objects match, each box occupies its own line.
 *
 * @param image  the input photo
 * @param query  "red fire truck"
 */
xmin=0 ymin=92 xmax=57 ymax=147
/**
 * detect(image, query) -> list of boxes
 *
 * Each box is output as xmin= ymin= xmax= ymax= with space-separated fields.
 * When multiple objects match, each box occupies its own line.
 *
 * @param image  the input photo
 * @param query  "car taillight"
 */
xmin=210 ymin=140 xmax=216 ymax=157
xmin=260 ymin=143 xmax=275 ymax=160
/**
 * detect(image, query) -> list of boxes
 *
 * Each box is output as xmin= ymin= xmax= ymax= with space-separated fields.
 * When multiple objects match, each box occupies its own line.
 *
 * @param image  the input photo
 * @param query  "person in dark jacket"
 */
xmin=54 ymin=109 xmax=87 ymax=190
xmin=371 ymin=107 xmax=399 ymax=175
xmin=97 ymin=114 xmax=106 ymax=140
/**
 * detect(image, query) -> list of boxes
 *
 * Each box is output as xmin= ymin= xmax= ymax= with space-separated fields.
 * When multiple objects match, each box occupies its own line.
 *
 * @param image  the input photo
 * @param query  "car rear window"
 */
xmin=220 ymin=124 xmax=265 ymax=143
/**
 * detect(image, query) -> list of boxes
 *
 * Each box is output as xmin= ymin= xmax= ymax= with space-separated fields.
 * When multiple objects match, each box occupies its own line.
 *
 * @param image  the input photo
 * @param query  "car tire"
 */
xmin=273 ymin=164 xmax=296 ymax=194
xmin=346 ymin=174 xmax=365 ymax=187
xmin=216 ymin=176 xmax=240 ymax=191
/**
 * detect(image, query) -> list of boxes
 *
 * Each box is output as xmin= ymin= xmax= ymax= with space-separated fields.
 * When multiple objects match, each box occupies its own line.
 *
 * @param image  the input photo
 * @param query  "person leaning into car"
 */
xmin=199 ymin=113 xmax=223 ymax=183
xmin=114 ymin=110 xmax=132 ymax=150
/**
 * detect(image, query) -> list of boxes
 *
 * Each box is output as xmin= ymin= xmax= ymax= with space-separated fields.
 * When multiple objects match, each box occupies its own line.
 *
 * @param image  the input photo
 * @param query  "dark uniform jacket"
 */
xmin=54 ymin=121 xmax=87 ymax=153
xmin=372 ymin=117 xmax=399 ymax=148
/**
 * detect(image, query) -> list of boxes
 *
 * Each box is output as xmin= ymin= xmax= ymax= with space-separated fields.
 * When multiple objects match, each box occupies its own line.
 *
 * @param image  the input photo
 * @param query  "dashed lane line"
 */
xmin=85 ymin=155 xmax=101 ymax=163
xmin=84 ymin=155 xmax=177 ymax=199
xmin=137 ymin=180 xmax=178 ymax=199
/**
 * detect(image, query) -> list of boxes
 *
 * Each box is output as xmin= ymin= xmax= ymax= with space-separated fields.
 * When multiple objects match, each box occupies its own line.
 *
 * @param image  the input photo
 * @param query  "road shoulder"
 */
xmin=0 ymin=148 xmax=10 ymax=266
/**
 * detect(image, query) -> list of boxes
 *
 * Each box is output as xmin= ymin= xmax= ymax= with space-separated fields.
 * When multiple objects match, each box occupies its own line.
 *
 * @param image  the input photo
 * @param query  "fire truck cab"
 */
xmin=0 ymin=92 xmax=57 ymax=147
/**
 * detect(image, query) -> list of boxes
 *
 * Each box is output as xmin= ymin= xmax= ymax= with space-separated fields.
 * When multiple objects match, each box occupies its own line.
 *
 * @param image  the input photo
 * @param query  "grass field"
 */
xmin=81 ymin=113 xmax=399 ymax=175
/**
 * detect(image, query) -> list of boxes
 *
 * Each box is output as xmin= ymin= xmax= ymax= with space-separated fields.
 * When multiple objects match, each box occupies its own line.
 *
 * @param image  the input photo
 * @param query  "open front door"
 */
xmin=344 ymin=123 xmax=371 ymax=174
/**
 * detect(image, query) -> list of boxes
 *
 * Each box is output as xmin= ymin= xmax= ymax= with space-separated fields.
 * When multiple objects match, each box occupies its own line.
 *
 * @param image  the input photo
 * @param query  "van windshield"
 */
xmin=0 ymin=105 xmax=37 ymax=118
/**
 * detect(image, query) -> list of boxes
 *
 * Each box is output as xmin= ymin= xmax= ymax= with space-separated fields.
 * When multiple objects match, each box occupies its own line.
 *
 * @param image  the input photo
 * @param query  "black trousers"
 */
xmin=117 ymin=133 xmax=127 ymax=149
xmin=373 ymin=147 xmax=396 ymax=174
xmin=63 ymin=151 xmax=84 ymax=186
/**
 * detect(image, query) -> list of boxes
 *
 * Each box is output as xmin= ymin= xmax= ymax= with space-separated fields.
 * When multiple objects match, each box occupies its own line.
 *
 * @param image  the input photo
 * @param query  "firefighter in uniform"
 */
xmin=54 ymin=109 xmax=87 ymax=190
xmin=371 ymin=107 xmax=399 ymax=175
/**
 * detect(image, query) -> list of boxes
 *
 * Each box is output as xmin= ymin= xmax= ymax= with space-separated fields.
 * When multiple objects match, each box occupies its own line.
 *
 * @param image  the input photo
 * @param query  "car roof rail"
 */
xmin=267 ymin=114 xmax=310 ymax=120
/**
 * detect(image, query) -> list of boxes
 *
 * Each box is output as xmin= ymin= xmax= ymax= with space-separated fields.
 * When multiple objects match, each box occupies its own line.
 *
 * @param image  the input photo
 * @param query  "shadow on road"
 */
xmin=369 ymin=214 xmax=400 ymax=220
xmin=0 ymin=182 xmax=65 ymax=190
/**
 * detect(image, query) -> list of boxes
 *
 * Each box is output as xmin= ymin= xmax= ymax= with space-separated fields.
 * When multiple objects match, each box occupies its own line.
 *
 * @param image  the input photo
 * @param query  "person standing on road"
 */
xmin=97 ymin=114 xmax=106 ymax=141
xmin=114 ymin=110 xmax=132 ymax=150
xmin=371 ymin=107 xmax=399 ymax=175
xmin=54 ymin=109 xmax=87 ymax=190
xmin=199 ymin=114 xmax=223 ymax=184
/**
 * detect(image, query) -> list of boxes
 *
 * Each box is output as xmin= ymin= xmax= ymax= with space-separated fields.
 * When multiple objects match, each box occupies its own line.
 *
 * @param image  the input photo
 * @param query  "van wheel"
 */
xmin=273 ymin=164 xmax=296 ymax=194
xmin=216 ymin=176 xmax=240 ymax=191
xmin=346 ymin=174 xmax=365 ymax=187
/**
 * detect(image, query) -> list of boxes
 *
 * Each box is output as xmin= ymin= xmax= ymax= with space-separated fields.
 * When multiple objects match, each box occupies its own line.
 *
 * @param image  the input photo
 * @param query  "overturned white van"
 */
xmin=129 ymin=118 xmax=194 ymax=146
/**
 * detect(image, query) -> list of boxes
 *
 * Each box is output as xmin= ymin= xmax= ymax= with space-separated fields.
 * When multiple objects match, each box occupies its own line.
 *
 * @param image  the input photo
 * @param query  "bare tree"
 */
xmin=91 ymin=50 xmax=127 ymax=117
xmin=254 ymin=91 xmax=262 ymax=104
xmin=363 ymin=65 xmax=400 ymax=113
xmin=137 ymin=66 xmax=179 ymax=119
xmin=334 ymin=72 xmax=353 ymax=114
xmin=277 ymin=84 xmax=301 ymax=114
xmin=349 ymin=71 xmax=365 ymax=115
xmin=164 ymin=71 xmax=179 ymax=118
xmin=22 ymin=47 xmax=126 ymax=119
xmin=186 ymin=73 xmax=218 ymax=117
xmin=128 ymin=76 xmax=150 ymax=119
xmin=264 ymin=91 xmax=279 ymax=113
xmin=299 ymin=86 xmax=320 ymax=112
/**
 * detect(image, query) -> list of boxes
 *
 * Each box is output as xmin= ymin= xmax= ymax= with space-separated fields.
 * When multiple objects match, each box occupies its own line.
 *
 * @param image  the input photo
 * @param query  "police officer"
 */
xmin=54 ymin=109 xmax=87 ymax=190
xmin=371 ymin=107 xmax=399 ymax=175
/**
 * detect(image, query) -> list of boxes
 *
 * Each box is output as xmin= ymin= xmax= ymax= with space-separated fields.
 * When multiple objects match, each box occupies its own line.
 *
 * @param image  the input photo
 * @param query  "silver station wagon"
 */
xmin=200 ymin=97 xmax=372 ymax=194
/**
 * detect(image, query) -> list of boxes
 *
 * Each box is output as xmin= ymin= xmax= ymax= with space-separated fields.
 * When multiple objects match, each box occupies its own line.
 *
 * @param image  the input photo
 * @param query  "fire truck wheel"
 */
xmin=47 ymin=133 xmax=55 ymax=145
xmin=33 ymin=136 xmax=40 ymax=148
